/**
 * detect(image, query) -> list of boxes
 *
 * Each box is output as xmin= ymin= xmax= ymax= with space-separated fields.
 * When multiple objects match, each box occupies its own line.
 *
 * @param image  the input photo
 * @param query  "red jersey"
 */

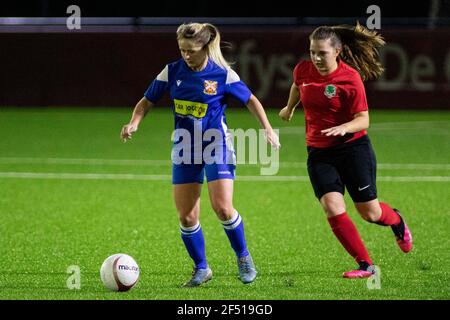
xmin=293 ymin=60 xmax=368 ymax=148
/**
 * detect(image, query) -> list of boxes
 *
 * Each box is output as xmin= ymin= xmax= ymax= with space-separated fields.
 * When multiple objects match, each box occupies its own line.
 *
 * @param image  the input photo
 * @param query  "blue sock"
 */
xmin=222 ymin=211 xmax=249 ymax=258
xmin=180 ymin=223 xmax=208 ymax=269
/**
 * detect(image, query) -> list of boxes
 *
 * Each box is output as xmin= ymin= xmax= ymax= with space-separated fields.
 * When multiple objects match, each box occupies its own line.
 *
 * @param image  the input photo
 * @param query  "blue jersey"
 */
xmin=144 ymin=58 xmax=252 ymax=133
xmin=144 ymin=59 xmax=251 ymax=178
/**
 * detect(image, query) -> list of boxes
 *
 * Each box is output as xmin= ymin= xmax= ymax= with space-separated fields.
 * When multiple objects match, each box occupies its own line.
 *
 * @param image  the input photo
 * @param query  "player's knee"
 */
xmin=178 ymin=212 xmax=198 ymax=227
xmin=357 ymin=208 xmax=381 ymax=223
xmin=212 ymin=205 xmax=234 ymax=221
xmin=322 ymin=202 xmax=345 ymax=217
xmin=320 ymin=193 xmax=346 ymax=217
xmin=179 ymin=216 xmax=198 ymax=227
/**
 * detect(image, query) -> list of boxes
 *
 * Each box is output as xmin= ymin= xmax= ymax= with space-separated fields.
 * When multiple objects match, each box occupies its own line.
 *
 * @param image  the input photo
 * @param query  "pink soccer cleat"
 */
xmin=343 ymin=261 xmax=375 ymax=279
xmin=391 ymin=209 xmax=413 ymax=253
xmin=343 ymin=269 xmax=373 ymax=278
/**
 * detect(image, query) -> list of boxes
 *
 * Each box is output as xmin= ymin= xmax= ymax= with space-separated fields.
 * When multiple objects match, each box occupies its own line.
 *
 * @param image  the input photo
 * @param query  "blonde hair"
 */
xmin=176 ymin=22 xmax=231 ymax=70
xmin=309 ymin=22 xmax=386 ymax=81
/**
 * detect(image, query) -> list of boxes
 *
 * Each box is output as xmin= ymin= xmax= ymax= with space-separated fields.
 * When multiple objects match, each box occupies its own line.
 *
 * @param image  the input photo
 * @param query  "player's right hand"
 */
xmin=279 ymin=106 xmax=295 ymax=122
xmin=120 ymin=124 xmax=138 ymax=143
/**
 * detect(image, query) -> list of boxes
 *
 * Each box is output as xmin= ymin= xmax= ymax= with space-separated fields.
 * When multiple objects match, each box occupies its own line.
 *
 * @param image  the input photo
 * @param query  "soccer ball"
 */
xmin=100 ymin=253 xmax=140 ymax=292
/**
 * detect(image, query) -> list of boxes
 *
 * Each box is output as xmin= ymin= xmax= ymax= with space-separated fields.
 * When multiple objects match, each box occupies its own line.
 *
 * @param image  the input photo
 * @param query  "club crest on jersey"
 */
xmin=324 ymin=84 xmax=337 ymax=98
xmin=203 ymin=80 xmax=218 ymax=95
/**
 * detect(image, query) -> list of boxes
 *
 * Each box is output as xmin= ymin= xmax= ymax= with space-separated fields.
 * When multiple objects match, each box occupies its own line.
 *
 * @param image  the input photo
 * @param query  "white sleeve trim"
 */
xmin=156 ymin=65 xmax=169 ymax=82
xmin=226 ymin=68 xmax=240 ymax=84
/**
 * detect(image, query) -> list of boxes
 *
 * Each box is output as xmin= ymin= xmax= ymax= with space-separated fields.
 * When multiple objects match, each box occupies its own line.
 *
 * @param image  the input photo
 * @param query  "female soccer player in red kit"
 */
xmin=279 ymin=23 xmax=413 ymax=278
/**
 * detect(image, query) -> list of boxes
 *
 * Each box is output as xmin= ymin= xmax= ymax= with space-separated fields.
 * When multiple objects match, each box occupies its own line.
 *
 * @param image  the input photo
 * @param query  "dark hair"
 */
xmin=309 ymin=22 xmax=385 ymax=81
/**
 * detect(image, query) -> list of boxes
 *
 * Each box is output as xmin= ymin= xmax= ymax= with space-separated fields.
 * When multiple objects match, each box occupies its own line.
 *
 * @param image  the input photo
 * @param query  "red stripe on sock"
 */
xmin=378 ymin=202 xmax=401 ymax=226
xmin=328 ymin=212 xmax=373 ymax=265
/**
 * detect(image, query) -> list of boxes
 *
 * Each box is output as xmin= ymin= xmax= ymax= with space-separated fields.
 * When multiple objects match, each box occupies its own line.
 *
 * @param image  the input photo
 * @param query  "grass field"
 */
xmin=0 ymin=107 xmax=449 ymax=300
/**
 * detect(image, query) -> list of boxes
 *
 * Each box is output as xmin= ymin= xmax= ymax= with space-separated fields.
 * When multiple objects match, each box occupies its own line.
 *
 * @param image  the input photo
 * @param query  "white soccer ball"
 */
xmin=100 ymin=253 xmax=140 ymax=292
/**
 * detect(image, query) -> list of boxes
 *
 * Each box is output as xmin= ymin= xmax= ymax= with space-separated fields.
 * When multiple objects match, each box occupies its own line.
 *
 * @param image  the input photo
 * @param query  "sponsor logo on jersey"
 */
xmin=174 ymin=99 xmax=208 ymax=118
xmin=203 ymin=80 xmax=218 ymax=95
xmin=324 ymin=84 xmax=337 ymax=98
xmin=176 ymin=80 xmax=182 ymax=86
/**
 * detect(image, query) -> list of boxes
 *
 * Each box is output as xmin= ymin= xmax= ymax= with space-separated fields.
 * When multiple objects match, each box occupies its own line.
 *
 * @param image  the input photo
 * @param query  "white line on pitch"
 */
xmin=0 ymin=172 xmax=449 ymax=182
xmin=0 ymin=157 xmax=449 ymax=170
xmin=0 ymin=157 xmax=171 ymax=166
xmin=278 ymin=121 xmax=450 ymax=134
xmin=279 ymin=162 xmax=450 ymax=170
xmin=0 ymin=172 xmax=172 ymax=181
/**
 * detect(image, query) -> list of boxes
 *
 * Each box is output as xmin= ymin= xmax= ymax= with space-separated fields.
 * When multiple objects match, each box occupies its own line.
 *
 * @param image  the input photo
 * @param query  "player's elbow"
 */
xmin=362 ymin=118 xmax=370 ymax=130
xmin=354 ymin=112 xmax=369 ymax=130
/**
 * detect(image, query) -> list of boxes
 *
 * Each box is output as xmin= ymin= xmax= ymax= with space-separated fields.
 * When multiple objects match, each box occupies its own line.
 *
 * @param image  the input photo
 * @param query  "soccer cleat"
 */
xmin=182 ymin=266 xmax=213 ymax=287
xmin=343 ymin=269 xmax=373 ymax=278
xmin=237 ymin=254 xmax=257 ymax=284
xmin=391 ymin=209 xmax=413 ymax=253
xmin=343 ymin=261 xmax=375 ymax=279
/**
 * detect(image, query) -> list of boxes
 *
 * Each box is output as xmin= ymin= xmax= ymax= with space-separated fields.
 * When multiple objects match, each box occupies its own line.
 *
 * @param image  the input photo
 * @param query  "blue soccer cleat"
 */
xmin=237 ymin=254 xmax=257 ymax=284
xmin=182 ymin=266 xmax=213 ymax=287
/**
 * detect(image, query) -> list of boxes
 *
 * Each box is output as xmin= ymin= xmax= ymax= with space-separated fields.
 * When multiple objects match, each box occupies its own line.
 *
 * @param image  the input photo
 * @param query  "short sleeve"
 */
xmin=293 ymin=60 xmax=308 ymax=87
xmin=348 ymin=75 xmax=369 ymax=114
xmin=225 ymin=68 xmax=252 ymax=105
xmin=144 ymin=65 xmax=169 ymax=103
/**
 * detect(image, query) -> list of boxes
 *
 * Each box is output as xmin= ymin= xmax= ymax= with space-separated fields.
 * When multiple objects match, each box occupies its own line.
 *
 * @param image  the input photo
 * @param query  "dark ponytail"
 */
xmin=310 ymin=22 xmax=385 ymax=81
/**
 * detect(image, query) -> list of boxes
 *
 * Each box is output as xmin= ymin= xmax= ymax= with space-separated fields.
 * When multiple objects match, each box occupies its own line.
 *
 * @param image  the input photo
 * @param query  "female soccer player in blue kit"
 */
xmin=121 ymin=23 xmax=280 ymax=287
xmin=280 ymin=23 xmax=413 ymax=278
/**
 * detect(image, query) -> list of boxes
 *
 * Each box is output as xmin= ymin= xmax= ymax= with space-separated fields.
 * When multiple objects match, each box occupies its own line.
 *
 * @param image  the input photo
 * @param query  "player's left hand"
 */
xmin=321 ymin=124 xmax=348 ymax=136
xmin=264 ymin=129 xmax=281 ymax=150
xmin=121 ymin=123 xmax=138 ymax=142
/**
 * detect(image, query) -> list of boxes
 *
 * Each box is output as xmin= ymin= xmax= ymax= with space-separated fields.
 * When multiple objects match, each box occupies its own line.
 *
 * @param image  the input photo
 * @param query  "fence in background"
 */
xmin=1 ymin=24 xmax=449 ymax=109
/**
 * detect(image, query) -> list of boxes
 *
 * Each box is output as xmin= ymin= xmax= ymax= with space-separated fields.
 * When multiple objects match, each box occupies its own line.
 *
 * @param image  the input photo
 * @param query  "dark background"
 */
xmin=1 ymin=0 xmax=448 ymax=18
xmin=1 ymin=0 xmax=449 ymax=109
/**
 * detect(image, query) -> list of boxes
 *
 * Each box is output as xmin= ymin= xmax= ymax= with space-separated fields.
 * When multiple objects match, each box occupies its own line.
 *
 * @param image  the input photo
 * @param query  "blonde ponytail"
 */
xmin=176 ymin=22 xmax=231 ymax=70
xmin=202 ymin=23 xmax=231 ymax=69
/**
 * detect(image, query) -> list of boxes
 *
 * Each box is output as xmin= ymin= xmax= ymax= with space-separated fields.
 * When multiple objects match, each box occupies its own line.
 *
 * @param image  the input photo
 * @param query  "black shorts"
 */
xmin=307 ymin=135 xmax=377 ymax=203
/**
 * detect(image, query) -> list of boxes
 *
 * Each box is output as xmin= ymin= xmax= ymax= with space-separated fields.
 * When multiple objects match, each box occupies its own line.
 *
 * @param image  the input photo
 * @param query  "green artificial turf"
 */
xmin=0 ymin=107 xmax=449 ymax=299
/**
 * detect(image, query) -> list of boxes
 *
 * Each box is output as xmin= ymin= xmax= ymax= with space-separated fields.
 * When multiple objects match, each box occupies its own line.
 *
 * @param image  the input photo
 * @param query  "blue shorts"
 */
xmin=172 ymin=163 xmax=236 ymax=184
xmin=171 ymin=122 xmax=236 ymax=184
